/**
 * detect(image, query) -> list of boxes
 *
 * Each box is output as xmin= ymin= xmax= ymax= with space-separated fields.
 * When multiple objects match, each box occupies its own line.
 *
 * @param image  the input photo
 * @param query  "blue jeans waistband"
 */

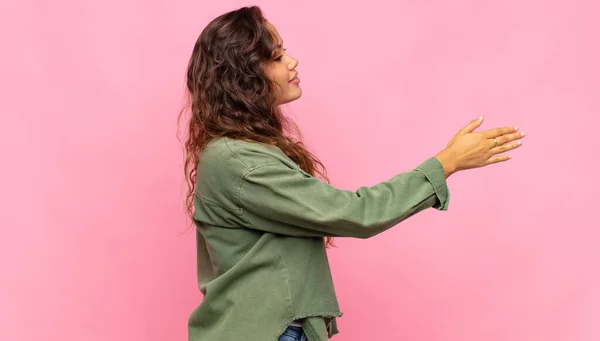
xmin=279 ymin=325 xmax=308 ymax=341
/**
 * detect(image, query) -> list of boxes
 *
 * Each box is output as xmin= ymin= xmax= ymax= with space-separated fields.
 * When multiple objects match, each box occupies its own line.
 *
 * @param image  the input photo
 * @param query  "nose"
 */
xmin=288 ymin=56 xmax=298 ymax=70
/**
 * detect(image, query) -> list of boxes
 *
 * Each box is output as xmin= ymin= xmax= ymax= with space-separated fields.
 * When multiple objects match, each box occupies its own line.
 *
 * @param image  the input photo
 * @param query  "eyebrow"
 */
xmin=276 ymin=40 xmax=284 ymax=48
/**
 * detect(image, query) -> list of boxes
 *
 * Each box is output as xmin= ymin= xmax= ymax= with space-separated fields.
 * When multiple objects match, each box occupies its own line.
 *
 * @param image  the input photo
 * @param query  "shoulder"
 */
xmin=195 ymin=137 xmax=300 ymax=204
xmin=199 ymin=137 xmax=297 ymax=177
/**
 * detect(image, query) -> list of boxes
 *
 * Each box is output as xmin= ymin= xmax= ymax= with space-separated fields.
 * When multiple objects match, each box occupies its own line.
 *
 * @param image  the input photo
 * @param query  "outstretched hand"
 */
xmin=435 ymin=116 xmax=525 ymax=177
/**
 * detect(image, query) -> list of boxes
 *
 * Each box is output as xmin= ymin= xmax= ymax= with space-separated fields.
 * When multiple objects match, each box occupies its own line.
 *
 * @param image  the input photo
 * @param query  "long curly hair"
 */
xmin=179 ymin=6 xmax=333 ymax=246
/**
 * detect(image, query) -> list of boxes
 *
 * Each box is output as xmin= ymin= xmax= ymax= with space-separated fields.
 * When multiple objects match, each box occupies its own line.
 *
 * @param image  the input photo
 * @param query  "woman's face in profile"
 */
xmin=264 ymin=22 xmax=302 ymax=106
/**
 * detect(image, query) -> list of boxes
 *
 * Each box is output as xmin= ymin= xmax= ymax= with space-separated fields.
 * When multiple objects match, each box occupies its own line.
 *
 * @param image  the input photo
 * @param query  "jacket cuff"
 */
xmin=415 ymin=157 xmax=450 ymax=211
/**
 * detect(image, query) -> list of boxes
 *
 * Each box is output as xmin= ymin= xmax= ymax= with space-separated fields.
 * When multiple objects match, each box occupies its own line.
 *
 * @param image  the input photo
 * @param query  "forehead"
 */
xmin=265 ymin=21 xmax=283 ymax=45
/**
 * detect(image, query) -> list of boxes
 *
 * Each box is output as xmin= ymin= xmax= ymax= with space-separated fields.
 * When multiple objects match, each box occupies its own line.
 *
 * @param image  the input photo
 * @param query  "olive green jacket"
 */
xmin=188 ymin=137 xmax=450 ymax=341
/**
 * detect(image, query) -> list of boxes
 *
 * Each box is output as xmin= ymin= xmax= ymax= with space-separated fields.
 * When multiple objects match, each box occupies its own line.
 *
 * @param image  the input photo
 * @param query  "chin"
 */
xmin=290 ymin=87 xmax=302 ymax=101
xmin=280 ymin=90 xmax=302 ymax=105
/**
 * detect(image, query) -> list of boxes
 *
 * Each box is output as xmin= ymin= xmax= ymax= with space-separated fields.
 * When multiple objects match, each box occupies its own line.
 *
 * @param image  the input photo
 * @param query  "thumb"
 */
xmin=458 ymin=116 xmax=484 ymax=135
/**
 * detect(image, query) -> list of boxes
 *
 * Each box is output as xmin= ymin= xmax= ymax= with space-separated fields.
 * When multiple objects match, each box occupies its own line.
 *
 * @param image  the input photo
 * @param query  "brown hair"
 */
xmin=179 ymin=6 xmax=333 ymax=246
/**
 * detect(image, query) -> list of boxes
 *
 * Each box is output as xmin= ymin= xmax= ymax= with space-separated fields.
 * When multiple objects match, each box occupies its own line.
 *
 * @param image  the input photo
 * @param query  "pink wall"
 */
xmin=1 ymin=0 xmax=599 ymax=340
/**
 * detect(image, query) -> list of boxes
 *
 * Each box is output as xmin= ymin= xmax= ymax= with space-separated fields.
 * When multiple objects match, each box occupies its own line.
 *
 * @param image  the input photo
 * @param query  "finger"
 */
xmin=481 ymin=126 xmax=519 ymax=138
xmin=490 ymin=140 xmax=522 ymax=155
xmin=496 ymin=131 xmax=526 ymax=145
xmin=458 ymin=116 xmax=484 ymax=135
xmin=485 ymin=155 xmax=511 ymax=165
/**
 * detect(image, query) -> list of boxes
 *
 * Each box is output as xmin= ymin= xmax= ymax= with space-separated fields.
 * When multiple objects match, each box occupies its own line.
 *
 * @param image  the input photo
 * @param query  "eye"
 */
xmin=273 ymin=48 xmax=287 ymax=61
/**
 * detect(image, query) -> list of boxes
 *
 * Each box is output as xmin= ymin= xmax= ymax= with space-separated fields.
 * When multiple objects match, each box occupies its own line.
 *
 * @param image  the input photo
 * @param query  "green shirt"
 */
xmin=189 ymin=137 xmax=450 ymax=341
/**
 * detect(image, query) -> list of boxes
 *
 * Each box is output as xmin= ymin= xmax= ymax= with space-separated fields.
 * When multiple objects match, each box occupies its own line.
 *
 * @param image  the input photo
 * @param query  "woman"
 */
xmin=180 ymin=6 xmax=524 ymax=341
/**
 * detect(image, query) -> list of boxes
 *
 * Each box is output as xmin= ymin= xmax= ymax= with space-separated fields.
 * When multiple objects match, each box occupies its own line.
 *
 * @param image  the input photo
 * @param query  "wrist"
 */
xmin=434 ymin=150 xmax=457 ymax=178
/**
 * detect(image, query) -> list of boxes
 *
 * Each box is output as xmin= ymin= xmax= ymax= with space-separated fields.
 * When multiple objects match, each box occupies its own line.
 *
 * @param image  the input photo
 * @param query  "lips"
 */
xmin=289 ymin=74 xmax=298 ymax=82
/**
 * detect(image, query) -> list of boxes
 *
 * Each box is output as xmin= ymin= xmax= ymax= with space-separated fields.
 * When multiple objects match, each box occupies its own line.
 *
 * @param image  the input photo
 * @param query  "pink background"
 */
xmin=1 ymin=0 xmax=599 ymax=340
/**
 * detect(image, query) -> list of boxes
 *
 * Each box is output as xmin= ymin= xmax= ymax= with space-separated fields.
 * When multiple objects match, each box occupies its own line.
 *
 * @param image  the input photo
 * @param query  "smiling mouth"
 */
xmin=289 ymin=74 xmax=298 ymax=82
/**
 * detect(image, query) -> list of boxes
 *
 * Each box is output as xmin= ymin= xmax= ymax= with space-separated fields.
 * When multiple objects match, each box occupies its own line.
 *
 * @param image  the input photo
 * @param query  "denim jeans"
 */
xmin=278 ymin=325 xmax=308 ymax=341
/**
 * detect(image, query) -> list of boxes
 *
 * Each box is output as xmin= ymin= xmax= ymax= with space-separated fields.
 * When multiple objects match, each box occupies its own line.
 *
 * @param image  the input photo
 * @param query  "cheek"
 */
xmin=277 ymin=68 xmax=289 ymax=86
xmin=266 ymin=65 xmax=290 ymax=95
